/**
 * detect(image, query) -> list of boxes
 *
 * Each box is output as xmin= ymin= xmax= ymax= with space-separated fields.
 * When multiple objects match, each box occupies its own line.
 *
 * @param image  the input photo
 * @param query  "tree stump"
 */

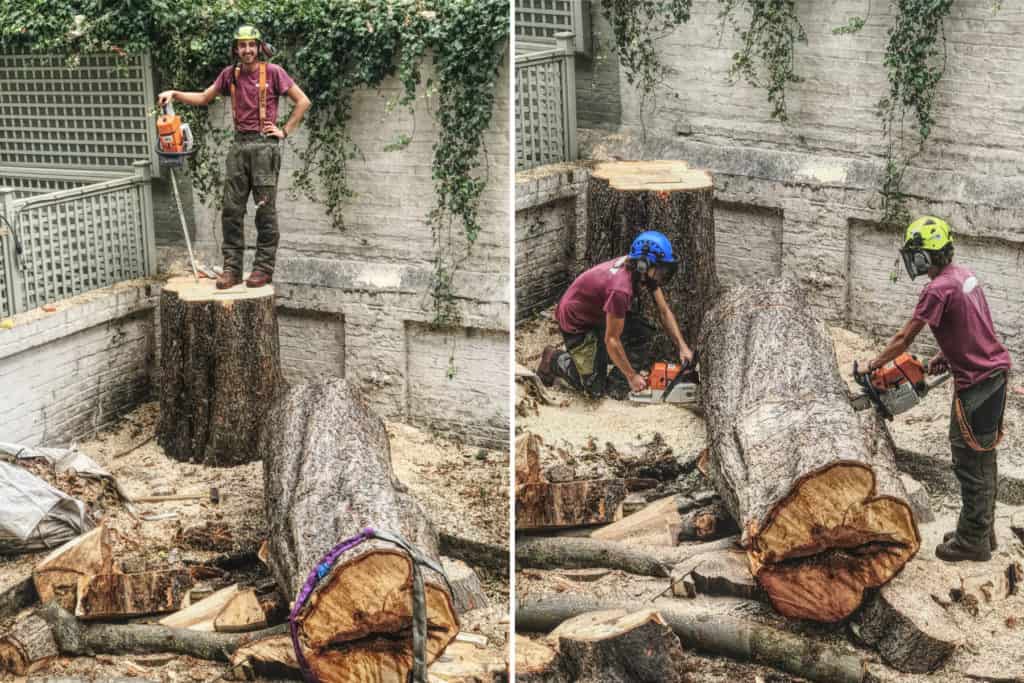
xmin=586 ymin=160 xmax=720 ymax=360
xmin=699 ymin=277 xmax=920 ymax=622
xmin=158 ymin=276 xmax=283 ymax=466
xmin=260 ymin=378 xmax=458 ymax=681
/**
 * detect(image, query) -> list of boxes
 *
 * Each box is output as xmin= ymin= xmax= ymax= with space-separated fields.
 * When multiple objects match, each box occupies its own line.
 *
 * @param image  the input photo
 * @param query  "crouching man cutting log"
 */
xmin=159 ymin=25 xmax=311 ymax=289
xmin=536 ymin=230 xmax=694 ymax=398
xmin=859 ymin=216 xmax=1012 ymax=562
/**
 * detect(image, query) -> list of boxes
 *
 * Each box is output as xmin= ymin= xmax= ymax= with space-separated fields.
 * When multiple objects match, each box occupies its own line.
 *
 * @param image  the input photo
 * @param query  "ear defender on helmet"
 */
xmin=629 ymin=230 xmax=678 ymax=282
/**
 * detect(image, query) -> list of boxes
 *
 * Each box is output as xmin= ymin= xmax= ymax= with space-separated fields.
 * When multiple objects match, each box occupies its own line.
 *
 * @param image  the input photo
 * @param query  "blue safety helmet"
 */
xmin=629 ymin=230 xmax=678 ymax=284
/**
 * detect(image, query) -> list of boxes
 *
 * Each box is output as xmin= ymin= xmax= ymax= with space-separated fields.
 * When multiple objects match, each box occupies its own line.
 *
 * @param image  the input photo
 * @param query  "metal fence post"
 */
xmin=0 ymin=188 xmax=22 ymax=315
xmin=133 ymin=160 xmax=157 ymax=276
xmin=555 ymin=32 xmax=578 ymax=163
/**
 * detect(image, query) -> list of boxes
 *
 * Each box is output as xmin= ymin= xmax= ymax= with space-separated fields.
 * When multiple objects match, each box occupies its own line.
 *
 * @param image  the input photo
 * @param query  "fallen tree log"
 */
xmin=439 ymin=533 xmax=509 ymax=574
xmin=699 ymin=277 xmax=920 ymax=622
xmin=587 ymin=160 xmax=720 ymax=359
xmin=0 ymin=611 xmax=58 ymax=674
xmin=261 ymin=378 xmax=458 ymax=681
xmin=517 ymin=595 xmax=865 ymax=683
xmin=517 ymin=537 xmax=669 ymax=577
xmin=37 ymin=603 xmax=285 ymax=661
xmin=158 ymin=276 xmax=283 ymax=466
xmin=516 ymin=479 xmax=627 ymax=530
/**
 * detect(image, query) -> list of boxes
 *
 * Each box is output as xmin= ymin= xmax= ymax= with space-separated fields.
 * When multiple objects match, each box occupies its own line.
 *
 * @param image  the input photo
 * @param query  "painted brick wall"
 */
xmin=577 ymin=1 xmax=1024 ymax=357
xmin=0 ymin=283 xmax=156 ymax=446
xmin=185 ymin=50 xmax=510 ymax=445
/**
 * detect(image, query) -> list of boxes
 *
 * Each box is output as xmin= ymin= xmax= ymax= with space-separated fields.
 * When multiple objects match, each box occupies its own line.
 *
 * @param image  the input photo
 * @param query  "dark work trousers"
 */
xmin=948 ymin=370 xmax=1007 ymax=550
xmin=553 ymin=313 xmax=653 ymax=398
xmin=221 ymin=133 xmax=281 ymax=276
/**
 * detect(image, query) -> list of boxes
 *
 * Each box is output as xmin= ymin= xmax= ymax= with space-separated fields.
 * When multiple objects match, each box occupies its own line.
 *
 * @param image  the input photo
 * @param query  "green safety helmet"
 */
xmin=900 ymin=216 xmax=953 ymax=280
xmin=234 ymin=25 xmax=262 ymax=41
xmin=231 ymin=25 xmax=272 ymax=59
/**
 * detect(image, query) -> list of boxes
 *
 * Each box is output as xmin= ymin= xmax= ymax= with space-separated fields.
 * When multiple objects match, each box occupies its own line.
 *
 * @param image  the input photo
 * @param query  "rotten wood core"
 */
xmin=698 ymin=278 xmax=920 ymax=622
xmin=261 ymin=378 xmax=458 ymax=681
xmin=587 ymin=160 xmax=720 ymax=360
xmin=157 ymin=276 xmax=283 ymax=467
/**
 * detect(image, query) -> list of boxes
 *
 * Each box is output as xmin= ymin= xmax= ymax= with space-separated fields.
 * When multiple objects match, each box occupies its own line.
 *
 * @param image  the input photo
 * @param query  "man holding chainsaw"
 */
xmin=158 ymin=25 xmax=311 ymax=289
xmin=859 ymin=216 xmax=1011 ymax=562
xmin=536 ymin=230 xmax=694 ymax=398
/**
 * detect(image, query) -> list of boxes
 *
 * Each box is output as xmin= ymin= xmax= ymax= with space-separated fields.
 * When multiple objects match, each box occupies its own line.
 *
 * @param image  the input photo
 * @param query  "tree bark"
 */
xmin=698 ymin=277 xmax=921 ymax=622
xmin=516 ymin=537 xmax=669 ymax=578
xmin=158 ymin=276 xmax=283 ymax=466
xmin=75 ymin=569 xmax=193 ymax=619
xmin=0 ymin=612 xmax=58 ymax=674
xmin=441 ymin=558 xmax=489 ymax=615
xmin=516 ymin=595 xmax=865 ymax=683
xmin=261 ymin=378 xmax=458 ymax=682
xmin=586 ymin=160 xmax=720 ymax=360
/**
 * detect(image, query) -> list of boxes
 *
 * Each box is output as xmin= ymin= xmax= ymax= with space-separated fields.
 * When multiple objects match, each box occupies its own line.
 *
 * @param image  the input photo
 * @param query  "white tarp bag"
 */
xmin=0 ymin=459 xmax=93 ymax=554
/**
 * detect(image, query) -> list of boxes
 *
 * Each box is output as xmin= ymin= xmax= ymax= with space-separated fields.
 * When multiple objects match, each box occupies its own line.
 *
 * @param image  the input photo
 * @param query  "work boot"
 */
xmin=935 ymin=536 xmax=991 ymax=563
xmin=943 ymin=528 xmax=997 ymax=551
xmin=216 ymin=270 xmax=241 ymax=290
xmin=245 ymin=270 xmax=272 ymax=288
xmin=536 ymin=346 xmax=559 ymax=387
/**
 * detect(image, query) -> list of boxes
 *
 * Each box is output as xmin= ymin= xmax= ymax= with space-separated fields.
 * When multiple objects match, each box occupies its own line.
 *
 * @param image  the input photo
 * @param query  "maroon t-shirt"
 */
xmin=912 ymin=264 xmax=1012 ymax=389
xmin=556 ymin=257 xmax=635 ymax=333
xmin=213 ymin=63 xmax=295 ymax=132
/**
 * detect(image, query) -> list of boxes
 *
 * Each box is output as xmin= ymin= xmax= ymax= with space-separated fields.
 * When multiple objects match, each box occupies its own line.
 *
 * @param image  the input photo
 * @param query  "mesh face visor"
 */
xmin=899 ymin=247 xmax=931 ymax=280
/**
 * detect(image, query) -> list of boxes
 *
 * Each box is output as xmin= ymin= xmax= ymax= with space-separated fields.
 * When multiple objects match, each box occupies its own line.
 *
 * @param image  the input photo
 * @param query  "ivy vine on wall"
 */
xmin=0 ymin=0 xmax=508 ymax=327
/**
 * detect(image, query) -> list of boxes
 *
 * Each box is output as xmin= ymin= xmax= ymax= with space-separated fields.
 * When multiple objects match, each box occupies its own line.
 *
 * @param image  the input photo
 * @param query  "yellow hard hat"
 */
xmin=904 ymin=216 xmax=952 ymax=251
xmin=234 ymin=25 xmax=262 ymax=41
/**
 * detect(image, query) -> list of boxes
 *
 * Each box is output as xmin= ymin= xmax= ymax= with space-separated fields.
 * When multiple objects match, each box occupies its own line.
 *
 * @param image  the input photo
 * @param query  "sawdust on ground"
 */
xmin=0 ymin=402 xmax=509 ymax=681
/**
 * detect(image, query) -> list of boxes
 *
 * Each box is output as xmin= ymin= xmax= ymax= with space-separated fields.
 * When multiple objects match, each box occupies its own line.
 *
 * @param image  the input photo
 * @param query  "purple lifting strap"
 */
xmin=288 ymin=527 xmax=375 ymax=682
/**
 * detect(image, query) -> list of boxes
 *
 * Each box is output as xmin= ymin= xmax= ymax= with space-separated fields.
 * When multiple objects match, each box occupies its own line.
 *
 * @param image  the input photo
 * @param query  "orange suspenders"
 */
xmin=229 ymin=62 xmax=268 ymax=131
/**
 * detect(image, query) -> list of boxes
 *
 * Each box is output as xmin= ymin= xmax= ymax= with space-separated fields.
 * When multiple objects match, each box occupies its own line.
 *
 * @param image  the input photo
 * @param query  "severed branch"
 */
xmin=37 ymin=603 xmax=287 ymax=662
xmin=517 ymin=537 xmax=669 ymax=578
xmin=517 ymin=595 xmax=866 ymax=683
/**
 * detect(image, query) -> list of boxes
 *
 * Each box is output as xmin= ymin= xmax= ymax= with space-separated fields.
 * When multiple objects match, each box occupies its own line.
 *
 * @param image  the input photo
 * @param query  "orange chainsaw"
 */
xmin=852 ymin=353 xmax=950 ymax=420
xmin=155 ymin=101 xmax=200 ymax=281
xmin=629 ymin=352 xmax=700 ymax=405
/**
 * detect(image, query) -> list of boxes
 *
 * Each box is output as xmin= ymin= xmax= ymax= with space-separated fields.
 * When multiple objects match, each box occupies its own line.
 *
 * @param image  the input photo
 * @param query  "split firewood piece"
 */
xmin=518 ymin=595 xmax=866 ymax=683
xmin=427 ymin=640 xmax=507 ymax=682
xmin=214 ymin=589 xmax=267 ymax=633
xmin=160 ymin=584 xmax=239 ymax=631
xmin=0 ymin=611 xmax=59 ymax=674
xmin=515 ymin=635 xmax=563 ymax=683
xmin=76 ymin=569 xmax=193 ymax=619
xmin=442 ymin=557 xmax=489 ymax=615
xmin=587 ymin=160 xmax=720 ymax=359
xmin=516 ymin=432 xmax=544 ymax=485
xmin=228 ymin=633 xmax=298 ymax=680
xmin=549 ymin=609 xmax=687 ymax=682
xmin=157 ymin=276 xmax=283 ymax=466
xmin=670 ymin=549 xmax=760 ymax=600
xmin=667 ymin=500 xmax=739 ymax=544
xmin=516 ymin=479 xmax=627 ymax=530
xmin=699 ymin=277 xmax=921 ymax=622
xmin=591 ymin=491 xmax=717 ymax=544
xmin=955 ymin=561 xmax=1022 ymax=610
xmin=261 ymin=378 xmax=458 ymax=682
xmin=34 ymin=525 xmax=113 ymax=612
xmin=854 ymin=560 xmax=963 ymax=673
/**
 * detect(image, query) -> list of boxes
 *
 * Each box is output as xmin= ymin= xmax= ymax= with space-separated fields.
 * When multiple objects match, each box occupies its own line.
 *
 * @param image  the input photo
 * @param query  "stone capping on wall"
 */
xmin=0 ymin=279 xmax=159 ymax=362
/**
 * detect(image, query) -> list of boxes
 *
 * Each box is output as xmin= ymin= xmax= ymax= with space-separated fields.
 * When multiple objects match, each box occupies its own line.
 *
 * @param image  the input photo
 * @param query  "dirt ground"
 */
xmin=515 ymin=305 xmax=1024 ymax=683
xmin=0 ymin=403 xmax=509 ymax=682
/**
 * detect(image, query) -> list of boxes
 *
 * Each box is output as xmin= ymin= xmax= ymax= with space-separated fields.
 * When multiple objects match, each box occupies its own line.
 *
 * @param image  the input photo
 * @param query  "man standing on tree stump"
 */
xmin=859 ymin=216 xmax=1012 ymax=562
xmin=158 ymin=25 xmax=311 ymax=289
xmin=536 ymin=230 xmax=694 ymax=398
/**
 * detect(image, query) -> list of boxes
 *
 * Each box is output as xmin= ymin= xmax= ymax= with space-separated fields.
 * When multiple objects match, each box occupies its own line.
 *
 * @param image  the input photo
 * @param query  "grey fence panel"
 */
xmin=515 ymin=35 xmax=578 ymax=171
xmin=0 ymin=52 xmax=158 ymax=174
xmin=515 ymin=0 xmax=591 ymax=54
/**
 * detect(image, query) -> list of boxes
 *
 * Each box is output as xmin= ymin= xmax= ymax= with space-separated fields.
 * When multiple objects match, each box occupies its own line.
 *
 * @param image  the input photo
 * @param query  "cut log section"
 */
xmin=0 ymin=611 xmax=59 ymax=675
xmin=517 ymin=479 xmax=627 ymax=530
xmin=516 ymin=432 xmax=544 ymax=485
xmin=214 ymin=589 xmax=267 ymax=633
xmin=854 ymin=560 xmax=963 ymax=673
xmin=699 ymin=277 xmax=920 ymax=622
xmin=75 ymin=569 xmax=193 ymax=619
xmin=515 ymin=635 xmax=562 ymax=683
xmin=667 ymin=501 xmax=740 ymax=544
xmin=160 ymin=584 xmax=240 ymax=631
xmin=427 ymin=640 xmax=507 ymax=682
xmin=261 ymin=378 xmax=458 ymax=682
xmin=591 ymin=490 xmax=717 ymax=544
xmin=441 ymin=557 xmax=489 ymax=615
xmin=587 ymin=160 xmax=720 ymax=359
xmin=670 ymin=549 xmax=760 ymax=600
xmin=157 ymin=276 xmax=283 ymax=466
xmin=33 ymin=525 xmax=113 ymax=612
xmin=549 ymin=609 xmax=687 ymax=683
xmin=228 ymin=633 xmax=300 ymax=680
